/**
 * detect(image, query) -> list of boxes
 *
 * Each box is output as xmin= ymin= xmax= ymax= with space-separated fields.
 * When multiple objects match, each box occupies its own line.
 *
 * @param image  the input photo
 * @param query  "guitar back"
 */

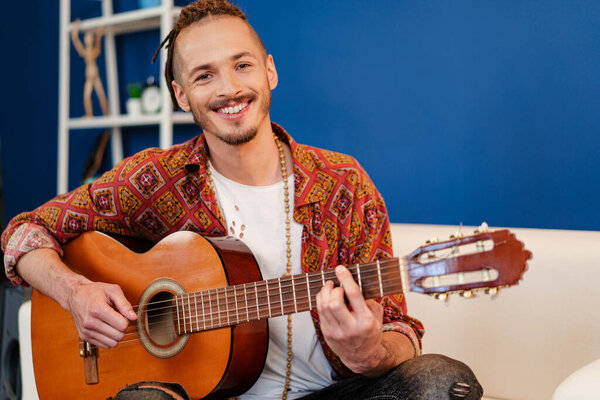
xmin=31 ymin=231 xmax=268 ymax=399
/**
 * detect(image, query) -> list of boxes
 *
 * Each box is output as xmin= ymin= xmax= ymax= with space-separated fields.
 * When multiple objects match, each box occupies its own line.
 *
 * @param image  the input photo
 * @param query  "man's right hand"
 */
xmin=66 ymin=280 xmax=137 ymax=348
xmin=16 ymin=248 xmax=137 ymax=349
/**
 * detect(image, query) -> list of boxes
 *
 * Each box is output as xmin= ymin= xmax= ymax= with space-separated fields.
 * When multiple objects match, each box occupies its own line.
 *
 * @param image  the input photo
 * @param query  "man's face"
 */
xmin=172 ymin=16 xmax=278 ymax=146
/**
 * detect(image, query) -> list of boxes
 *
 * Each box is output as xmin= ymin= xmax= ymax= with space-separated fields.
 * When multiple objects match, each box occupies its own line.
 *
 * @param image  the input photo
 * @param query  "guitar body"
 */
xmin=31 ymin=231 xmax=268 ymax=399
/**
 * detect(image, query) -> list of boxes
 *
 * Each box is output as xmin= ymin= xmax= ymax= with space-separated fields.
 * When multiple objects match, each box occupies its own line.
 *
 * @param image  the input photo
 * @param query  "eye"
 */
xmin=197 ymin=73 xmax=211 ymax=81
xmin=237 ymin=62 xmax=251 ymax=70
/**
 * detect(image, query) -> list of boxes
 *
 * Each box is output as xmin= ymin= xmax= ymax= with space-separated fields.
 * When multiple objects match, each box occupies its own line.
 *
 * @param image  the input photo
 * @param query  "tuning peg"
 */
xmin=477 ymin=222 xmax=489 ymax=233
xmin=485 ymin=287 xmax=499 ymax=298
xmin=460 ymin=290 xmax=474 ymax=299
xmin=433 ymin=293 xmax=449 ymax=303
xmin=425 ymin=237 xmax=440 ymax=244
xmin=450 ymin=230 xmax=464 ymax=240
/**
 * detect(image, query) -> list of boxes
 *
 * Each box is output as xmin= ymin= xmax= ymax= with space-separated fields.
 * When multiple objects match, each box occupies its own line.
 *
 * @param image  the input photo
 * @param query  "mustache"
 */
xmin=209 ymin=94 xmax=257 ymax=110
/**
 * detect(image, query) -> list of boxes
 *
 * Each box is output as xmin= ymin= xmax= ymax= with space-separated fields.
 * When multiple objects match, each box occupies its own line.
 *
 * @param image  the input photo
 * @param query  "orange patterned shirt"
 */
xmin=1 ymin=123 xmax=424 ymax=377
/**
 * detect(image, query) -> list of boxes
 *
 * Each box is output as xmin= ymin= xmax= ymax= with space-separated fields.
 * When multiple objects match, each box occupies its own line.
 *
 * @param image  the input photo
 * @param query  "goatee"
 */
xmin=192 ymin=113 xmax=258 ymax=145
xmin=192 ymin=90 xmax=271 ymax=146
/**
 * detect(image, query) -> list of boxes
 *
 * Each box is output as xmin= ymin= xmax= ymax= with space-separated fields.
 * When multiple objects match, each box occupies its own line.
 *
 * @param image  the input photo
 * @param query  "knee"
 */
xmin=397 ymin=354 xmax=483 ymax=399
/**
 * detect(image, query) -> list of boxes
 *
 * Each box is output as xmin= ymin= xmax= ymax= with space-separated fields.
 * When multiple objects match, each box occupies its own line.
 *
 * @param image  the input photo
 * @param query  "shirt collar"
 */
xmin=184 ymin=122 xmax=323 ymax=208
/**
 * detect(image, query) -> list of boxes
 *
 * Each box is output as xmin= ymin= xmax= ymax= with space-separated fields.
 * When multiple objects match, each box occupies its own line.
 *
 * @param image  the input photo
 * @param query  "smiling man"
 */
xmin=1 ymin=1 xmax=482 ymax=399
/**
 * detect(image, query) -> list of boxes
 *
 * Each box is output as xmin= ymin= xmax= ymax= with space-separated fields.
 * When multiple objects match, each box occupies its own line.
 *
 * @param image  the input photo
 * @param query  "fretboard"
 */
xmin=173 ymin=258 xmax=405 ymax=335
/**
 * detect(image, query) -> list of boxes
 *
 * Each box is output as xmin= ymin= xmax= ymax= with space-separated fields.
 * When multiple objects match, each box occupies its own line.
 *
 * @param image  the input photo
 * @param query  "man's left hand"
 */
xmin=316 ymin=265 xmax=390 ymax=376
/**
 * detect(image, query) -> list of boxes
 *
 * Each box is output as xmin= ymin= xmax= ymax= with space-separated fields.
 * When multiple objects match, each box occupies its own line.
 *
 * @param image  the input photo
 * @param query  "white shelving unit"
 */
xmin=58 ymin=0 xmax=194 ymax=194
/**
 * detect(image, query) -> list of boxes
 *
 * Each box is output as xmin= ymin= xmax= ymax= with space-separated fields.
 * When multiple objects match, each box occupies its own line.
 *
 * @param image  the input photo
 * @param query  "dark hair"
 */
xmin=153 ymin=0 xmax=252 ymax=110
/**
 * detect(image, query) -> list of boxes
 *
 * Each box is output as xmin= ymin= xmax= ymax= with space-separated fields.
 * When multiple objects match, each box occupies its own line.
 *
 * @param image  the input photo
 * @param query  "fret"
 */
xmin=224 ymin=287 xmax=230 ymax=326
xmin=175 ymin=295 xmax=181 ymax=335
xmin=356 ymin=264 xmax=362 ymax=293
xmin=208 ymin=290 xmax=213 ymax=328
xmin=193 ymin=293 xmax=199 ymax=332
xmin=278 ymin=277 xmax=284 ymax=315
xmin=234 ymin=286 xmax=239 ymax=325
xmin=183 ymin=295 xmax=189 ymax=334
xmin=244 ymin=284 xmax=249 ymax=322
xmin=265 ymin=281 xmax=272 ymax=318
xmin=306 ymin=273 xmax=312 ymax=310
xmin=216 ymin=288 xmax=222 ymax=327
xmin=200 ymin=291 xmax=206 ymax=331
xmin=377 ymin=260 xmax=383 ymax=297
xmin=291 ymin=275 xmax=297 ymax=313
xmin=321 ymin=270 xmax=325 ymax=286
xmin=254 ymin=282 xmax=260 ymax=319
xmin=187 ymin=293 xmax=193 ymax=333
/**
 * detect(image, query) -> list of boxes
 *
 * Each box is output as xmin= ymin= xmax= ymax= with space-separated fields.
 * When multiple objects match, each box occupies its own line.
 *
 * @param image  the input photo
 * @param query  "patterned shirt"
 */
xmin=1 ymin=123 xmax=424 ymax=377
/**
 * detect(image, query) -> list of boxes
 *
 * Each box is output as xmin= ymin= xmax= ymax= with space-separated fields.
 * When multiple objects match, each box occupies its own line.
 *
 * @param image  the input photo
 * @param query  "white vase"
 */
xmin=126 ymin=98 xmax=142 ymax=116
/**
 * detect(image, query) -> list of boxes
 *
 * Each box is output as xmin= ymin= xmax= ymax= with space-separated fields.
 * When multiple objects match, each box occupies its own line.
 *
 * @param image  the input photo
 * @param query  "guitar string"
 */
xmin=119 ymin=262 xmax=500 ymax=345
xmin=121 ymin=261 xmax=424 ymax=330
xmin=120 ymin=265 xmax=495 ymax=340
xmin=118 ymin=240 xmax=500 ymax=338
xmin=125 ymin=263 xmax=402 ymax=320
xmin=127 ymin=258 xmax=400 ymax=312
xmin=121 ymin=255 xmax=490 ymax=335
xmin=125 ymin=239 xmax=491 ymax=314
xmin=119 ymin=275 xmax=409 ymax=339
xmin=120 ymin=259 xmax=500 ymax=341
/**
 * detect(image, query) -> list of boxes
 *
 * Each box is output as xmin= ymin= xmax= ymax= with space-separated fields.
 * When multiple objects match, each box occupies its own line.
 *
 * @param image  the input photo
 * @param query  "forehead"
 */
xmin=175 ymin=16 xmax=263 ymax=73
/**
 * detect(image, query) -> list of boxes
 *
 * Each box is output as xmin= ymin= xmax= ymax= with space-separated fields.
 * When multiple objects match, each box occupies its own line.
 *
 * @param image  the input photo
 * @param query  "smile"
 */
xmin=215 ymin=102 xmax=249 ymax=115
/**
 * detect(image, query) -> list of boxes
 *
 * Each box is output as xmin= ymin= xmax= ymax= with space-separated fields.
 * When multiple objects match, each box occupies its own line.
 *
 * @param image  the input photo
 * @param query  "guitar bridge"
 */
xmin=79 ymin=341 xmax=99 ymax=385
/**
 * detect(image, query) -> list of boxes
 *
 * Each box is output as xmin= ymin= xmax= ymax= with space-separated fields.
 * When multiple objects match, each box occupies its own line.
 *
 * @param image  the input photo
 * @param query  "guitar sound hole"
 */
xmin=145 ymin=291 xmax=176 ymax=346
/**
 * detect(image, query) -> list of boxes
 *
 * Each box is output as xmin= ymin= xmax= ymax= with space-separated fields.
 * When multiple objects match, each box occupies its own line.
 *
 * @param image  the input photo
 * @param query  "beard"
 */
xmin=191 ymin=89 xmax=272 ymax=146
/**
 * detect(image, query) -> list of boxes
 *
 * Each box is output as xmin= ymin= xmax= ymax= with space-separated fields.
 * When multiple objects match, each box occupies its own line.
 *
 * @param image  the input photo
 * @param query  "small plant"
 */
xmin=127 ymin=83 xmax=141 ymax=98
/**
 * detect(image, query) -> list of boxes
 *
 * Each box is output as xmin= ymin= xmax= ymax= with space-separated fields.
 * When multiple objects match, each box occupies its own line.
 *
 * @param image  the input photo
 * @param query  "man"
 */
xmin=1 ymin=1 xmax=482 ymax=399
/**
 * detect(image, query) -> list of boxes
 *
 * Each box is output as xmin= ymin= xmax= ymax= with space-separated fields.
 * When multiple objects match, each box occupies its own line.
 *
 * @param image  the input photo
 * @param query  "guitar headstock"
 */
xmin=404 ymin=223 xmax=532 ymax=300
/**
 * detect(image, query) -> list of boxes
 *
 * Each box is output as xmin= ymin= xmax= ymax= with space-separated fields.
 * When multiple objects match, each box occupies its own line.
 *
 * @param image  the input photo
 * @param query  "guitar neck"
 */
xmin=173 ymin=258 xmax=405 ymax=335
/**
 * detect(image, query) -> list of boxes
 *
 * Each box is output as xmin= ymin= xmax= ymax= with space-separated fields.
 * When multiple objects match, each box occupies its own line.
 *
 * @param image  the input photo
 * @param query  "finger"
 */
xmin=335 ymin=266 xmax=370 ymax=314
xmin=84 ymin=329 xmax=119 ymax=349
xmin=106 ymin=285 xmax=137 ymax=322
xmin=326 ymin=285 xmax=354 ymax=325
xmin=316 ymin=281 xmax=339 ymax=330
xmin=91 ymin=298 xmax=131 ymax=334
xmin=317 ymin=281 xmax=353 ymax=329
xmin=83 ymin=304 xmax=129 ymax=341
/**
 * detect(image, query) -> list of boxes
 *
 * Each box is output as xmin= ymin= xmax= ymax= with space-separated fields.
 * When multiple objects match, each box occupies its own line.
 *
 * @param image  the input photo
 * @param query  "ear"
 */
xmin=266 ymin=54 xmax=278 ymax=91
xmin=171 ymin=80 xmax=191 ymax=112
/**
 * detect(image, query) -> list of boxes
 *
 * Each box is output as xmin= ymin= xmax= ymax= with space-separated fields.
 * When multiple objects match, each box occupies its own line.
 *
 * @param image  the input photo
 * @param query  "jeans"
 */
xmin=298 ymin=354 xmax=483 ymax=400
xmin=111 ymin=354 xmax=482 ymax=400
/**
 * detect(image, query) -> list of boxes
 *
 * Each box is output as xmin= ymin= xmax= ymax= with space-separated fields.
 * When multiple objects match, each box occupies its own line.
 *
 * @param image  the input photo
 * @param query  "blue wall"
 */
xmin=1 ymin=0 xmax=599 ymax=231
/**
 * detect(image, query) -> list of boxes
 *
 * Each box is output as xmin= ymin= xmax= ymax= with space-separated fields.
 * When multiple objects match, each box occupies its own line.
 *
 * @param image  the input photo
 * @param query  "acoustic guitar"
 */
xmin=30 ymin=225 xmax=531 ymax=399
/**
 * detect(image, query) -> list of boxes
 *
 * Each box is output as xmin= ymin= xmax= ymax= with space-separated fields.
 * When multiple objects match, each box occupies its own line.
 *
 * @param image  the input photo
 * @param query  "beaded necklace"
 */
xmin=205 ymin=134 xmax=293 ymax=399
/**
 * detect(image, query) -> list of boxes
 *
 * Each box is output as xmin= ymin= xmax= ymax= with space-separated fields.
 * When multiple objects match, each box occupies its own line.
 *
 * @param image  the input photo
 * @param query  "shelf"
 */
xmin=68 ymin=112 xmax=194 ymax=129
xmin=71 ymin=6 xmax=182 ymax=35
xmin=59 ymin=0 xmax=182 ymax=193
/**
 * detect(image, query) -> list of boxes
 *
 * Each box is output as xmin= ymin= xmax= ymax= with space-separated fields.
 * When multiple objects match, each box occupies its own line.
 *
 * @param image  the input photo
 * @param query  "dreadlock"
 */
xmin=152 ymin=0 xmax=260 ymax=111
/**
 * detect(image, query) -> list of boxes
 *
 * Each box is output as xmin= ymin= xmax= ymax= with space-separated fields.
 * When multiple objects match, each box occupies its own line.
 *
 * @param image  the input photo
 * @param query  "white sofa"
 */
xmin=391 ymin=224 xmax=600 ymax=400
xmin=18 ymin=224 xmax=600 ymax=400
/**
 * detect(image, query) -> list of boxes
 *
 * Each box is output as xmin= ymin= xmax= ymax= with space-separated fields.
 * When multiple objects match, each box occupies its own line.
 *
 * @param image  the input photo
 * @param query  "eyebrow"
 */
xmin=187 ymin=51 xmax=257 ymax=78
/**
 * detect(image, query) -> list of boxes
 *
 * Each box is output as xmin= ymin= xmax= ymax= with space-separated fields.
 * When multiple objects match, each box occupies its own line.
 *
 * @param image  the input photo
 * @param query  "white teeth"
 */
xmin=218 ymin=102 xmax=248 ymax=114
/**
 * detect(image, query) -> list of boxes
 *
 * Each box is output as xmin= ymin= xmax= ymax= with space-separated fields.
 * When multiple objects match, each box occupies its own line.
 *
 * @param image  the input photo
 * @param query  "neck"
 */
xmin=205 ymin=119 xmax=293 ymax=186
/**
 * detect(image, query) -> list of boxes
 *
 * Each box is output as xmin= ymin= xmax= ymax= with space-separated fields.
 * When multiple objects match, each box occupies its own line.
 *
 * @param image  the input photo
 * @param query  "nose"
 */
xmin=216 ymin=70 xmax=243 ymax=98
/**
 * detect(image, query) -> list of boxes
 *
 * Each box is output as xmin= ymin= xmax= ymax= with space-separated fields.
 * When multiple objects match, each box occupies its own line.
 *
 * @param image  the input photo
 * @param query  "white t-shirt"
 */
xmin=208 ymin=164 xmax=336 ymax=400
